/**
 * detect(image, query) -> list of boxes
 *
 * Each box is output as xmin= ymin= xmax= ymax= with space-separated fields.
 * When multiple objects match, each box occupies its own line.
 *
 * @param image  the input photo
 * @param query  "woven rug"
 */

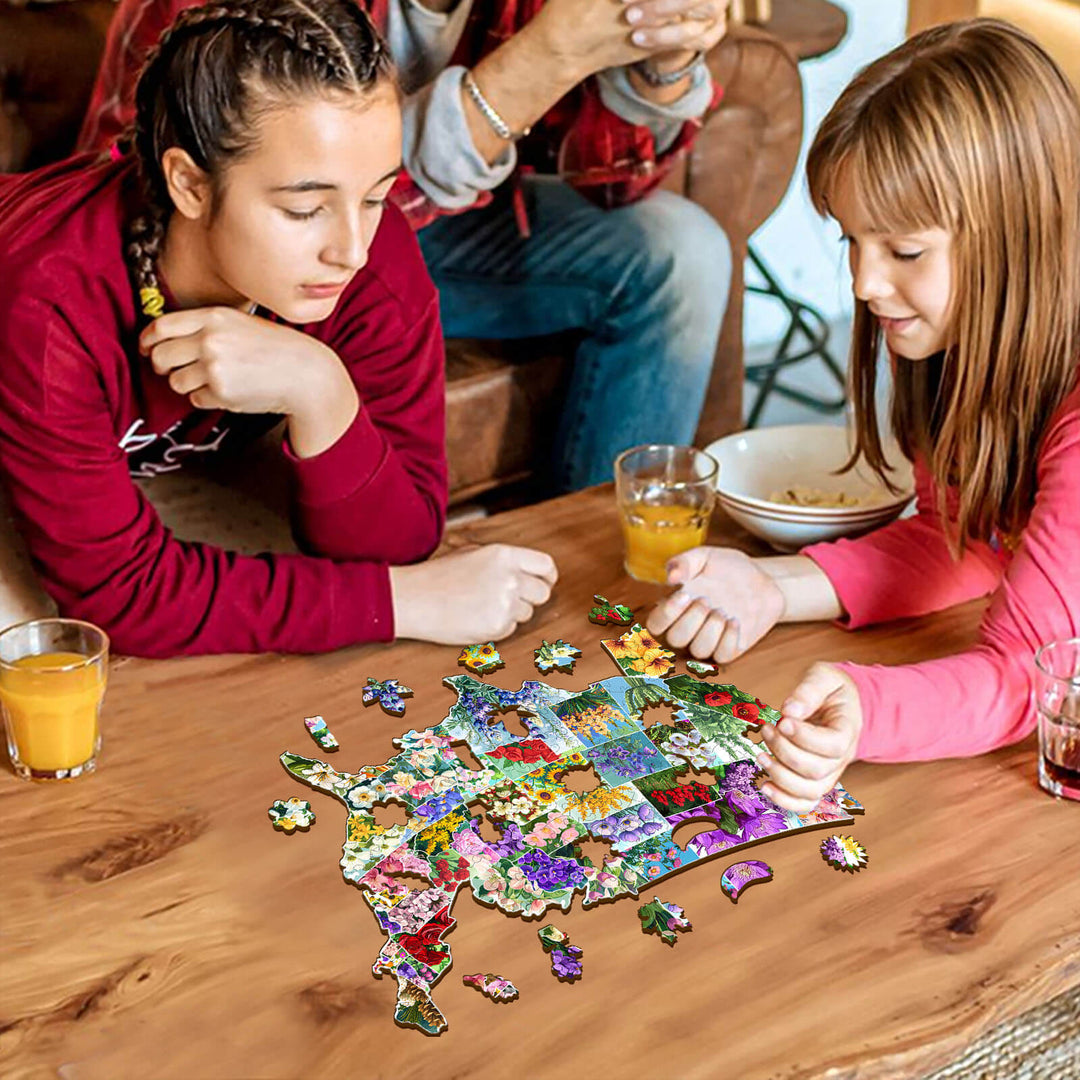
xmin=923 ymin=981 xmax=1080 ymax=1079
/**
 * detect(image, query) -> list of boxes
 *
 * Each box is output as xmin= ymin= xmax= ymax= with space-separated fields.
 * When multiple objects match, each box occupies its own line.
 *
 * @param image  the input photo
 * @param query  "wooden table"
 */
xmin=2 ymin=487 xmax=1078 ymax=1080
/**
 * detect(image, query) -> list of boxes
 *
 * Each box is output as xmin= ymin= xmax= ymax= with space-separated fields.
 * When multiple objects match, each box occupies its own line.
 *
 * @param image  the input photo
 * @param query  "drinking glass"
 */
xmin=615 ymin=445 xmax=718 ymax=585
xmin=0 ymin=618 xmax=109 ymax=781
xmin=1033 ymin=637 xmax=1080 ymax=801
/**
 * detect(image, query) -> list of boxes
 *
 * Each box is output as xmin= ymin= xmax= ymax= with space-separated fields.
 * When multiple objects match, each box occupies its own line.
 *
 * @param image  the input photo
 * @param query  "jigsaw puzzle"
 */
xmin=276 ymin=625 xmax=865 ymax=1034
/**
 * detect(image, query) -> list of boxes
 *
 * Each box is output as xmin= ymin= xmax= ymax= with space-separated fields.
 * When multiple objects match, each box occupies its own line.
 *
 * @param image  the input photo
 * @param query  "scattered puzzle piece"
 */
xmin=304 ymin=714 xmax=339 ymax=751
xmin=637 ymin=896 xmax=691 ymax=945
xmin=821 ymin=834 xmax=868 ymax=873
xmin=720 ymin=859 xmax=773 ymax=902
xmin=550 ymin=946 xmax=583 ymax=982
xmin=462 ymin=973 xmax=519 ymax=1002
xmin=602 ymin=623 xmax=676 ymax=678
xmin=457 ymin=642 xmax=504 ymax=675
xmin=686 ymin=659 xmax=719 ymax=678
xmin=363 ymin=677 xmax=414 ymax=716
xmin=538 ymin=923 xmax=583 ymax=981
xmin=534 ymin=639 xmax=581 ymax=674
xmin=537 ymin=924 xmax=569 ymax=951
xmin=588 ymin=594 xmax=634 ymax=626
xmin=268 ymin=797 xmax=316 ymax=832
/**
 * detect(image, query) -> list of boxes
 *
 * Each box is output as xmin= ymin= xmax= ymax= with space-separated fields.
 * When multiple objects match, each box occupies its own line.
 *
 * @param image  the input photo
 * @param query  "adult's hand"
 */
xmin=623 ymin=0 xmax=730 ymax=70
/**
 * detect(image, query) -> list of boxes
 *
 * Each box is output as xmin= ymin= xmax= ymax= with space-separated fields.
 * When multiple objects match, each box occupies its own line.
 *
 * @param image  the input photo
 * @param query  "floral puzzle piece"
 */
xmin=457 ymin=642 xmax=504 ymax=675
xmin=821 ymin=834 xmax=868 ymax=873
xmin=304 ymin=714 xmax=339 ymax=751
xmin=720 ymin=859 xmax=773 ymax=902
xmin=363 ymin=677 xmax=414 ymax=716
xmin=268 ymin=797 xmax=316 ymax=832
xmin=602 ymin=624 xmax=676 ymax=678
xmin=534 ymin=639 xmax=582 ymax=674
xmin=685 ymin=659 xmax=719 ymax=678
xmin=462 ymin=973 xmax=519 ymax=1002
xmin=637 ymin=896 xmax=691 ymax=945
xmin=538 ymin=924 xmax=583 ymax=981
xmin=537 ymin=924 xmax=569 ymax=951
xmin=588 ymin=594 xmax=634 ymax=626
xmin=550 ymin=946 xmax=583 ymax=982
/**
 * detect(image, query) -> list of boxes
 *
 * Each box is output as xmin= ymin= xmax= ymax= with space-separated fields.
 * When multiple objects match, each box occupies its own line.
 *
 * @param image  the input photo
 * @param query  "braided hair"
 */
xmin=126 ymin=0 xmax=394 ymax=317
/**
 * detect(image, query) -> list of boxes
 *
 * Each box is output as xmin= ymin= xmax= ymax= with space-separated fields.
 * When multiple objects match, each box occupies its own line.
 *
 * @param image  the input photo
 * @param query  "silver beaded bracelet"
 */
xmin=462 ymin=71 xmax=529 ymax=141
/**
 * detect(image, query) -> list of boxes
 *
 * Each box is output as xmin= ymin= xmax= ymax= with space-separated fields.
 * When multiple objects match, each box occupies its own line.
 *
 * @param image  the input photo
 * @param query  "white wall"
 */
xmin=745 ymin=0 xmax=908 ymax=347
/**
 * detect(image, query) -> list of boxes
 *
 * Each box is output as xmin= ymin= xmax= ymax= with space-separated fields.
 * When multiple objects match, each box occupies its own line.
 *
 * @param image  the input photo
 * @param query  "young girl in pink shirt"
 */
xmin=648 ymin=18 xmax=1080 ymax=811
xmin=0 ymin=0 xmax=555 ymax=656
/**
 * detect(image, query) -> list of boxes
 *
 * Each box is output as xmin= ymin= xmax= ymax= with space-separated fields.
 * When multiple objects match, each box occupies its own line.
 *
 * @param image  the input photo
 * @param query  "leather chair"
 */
xmin=0 ymin=2 xmax=804 ymax=505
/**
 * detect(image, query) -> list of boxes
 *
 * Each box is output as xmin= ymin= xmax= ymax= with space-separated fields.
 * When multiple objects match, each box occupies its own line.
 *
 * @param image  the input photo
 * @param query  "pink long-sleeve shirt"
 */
xmin=802 ymin=385 xmax=1080 ymax=763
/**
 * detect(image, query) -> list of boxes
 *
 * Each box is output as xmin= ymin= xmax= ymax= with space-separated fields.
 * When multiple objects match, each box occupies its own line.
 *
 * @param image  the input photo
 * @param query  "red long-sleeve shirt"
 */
xmin=0 ymin=155 xmax=448 ymax=657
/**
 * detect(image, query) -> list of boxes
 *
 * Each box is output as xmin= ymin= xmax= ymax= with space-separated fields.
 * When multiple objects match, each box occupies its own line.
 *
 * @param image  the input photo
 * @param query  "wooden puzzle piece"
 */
xmin=462 ymin=973 xmax=519 ymax=1002
xmin=537 ymin=923 xmax=583 ymax=981
xmin=685 ymin=659 xmax=719 ymax=678
xmin=304 ymin=715 xmax=339 ymax=751
xmin=821 ymin=834 xmax=868 ymax=873
xmin=363 ymin=677 xmax=414 ymax=716
xmin=534 ymin=639 xmax=581 ymax=674
xmin=268 ymin=797 xmax=315 ymax=832
xmin=601 ymin=623 xmax=676 ymax=678
xmin=637 ymin=896 xmax=691 ymax=945
xmin=457 ymin=642 xmax=504 ymax=675
xmin=720 ymin=859 xmax=773 ymax=902
xmin=588 ymin=594 xmax=634 ymax=625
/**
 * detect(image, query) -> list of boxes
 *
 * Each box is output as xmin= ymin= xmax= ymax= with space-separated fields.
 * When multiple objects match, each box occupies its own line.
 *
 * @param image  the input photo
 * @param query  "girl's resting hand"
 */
xmin=757 ymin=662 xmax=863 ymax=813
xmin=390 ymin=544 xmax=558 ymax=644
xmin=646 ymin=546 xmax=785 ymax=663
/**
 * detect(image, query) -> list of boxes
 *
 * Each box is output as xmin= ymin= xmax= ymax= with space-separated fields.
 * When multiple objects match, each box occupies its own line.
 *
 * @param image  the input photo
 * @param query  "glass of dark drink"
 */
xmin=1033 ymin=638 xmax=1080 ymax=801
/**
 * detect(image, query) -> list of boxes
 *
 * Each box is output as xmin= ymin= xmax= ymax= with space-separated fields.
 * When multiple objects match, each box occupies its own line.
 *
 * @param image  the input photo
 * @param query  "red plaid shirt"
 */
xmin=78 ymin=0 xmax=722 ymax=229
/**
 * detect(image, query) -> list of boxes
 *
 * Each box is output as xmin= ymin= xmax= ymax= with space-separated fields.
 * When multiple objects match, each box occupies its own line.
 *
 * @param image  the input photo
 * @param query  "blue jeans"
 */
xmin=418 ymin=176 xmax=732 ymax=492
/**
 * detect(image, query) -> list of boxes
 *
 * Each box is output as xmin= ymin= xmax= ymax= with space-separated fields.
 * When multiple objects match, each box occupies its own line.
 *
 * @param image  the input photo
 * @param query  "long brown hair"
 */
xmin=807 ymin=18 xmax=1080 ymax=554
xmin=126 ymin=0 xmax=393 ymax=311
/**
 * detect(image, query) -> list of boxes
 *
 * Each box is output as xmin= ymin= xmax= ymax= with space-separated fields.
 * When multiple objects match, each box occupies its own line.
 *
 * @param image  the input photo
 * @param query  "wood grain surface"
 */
xmin=2 ymin=487 xmax=1078 ymax=1080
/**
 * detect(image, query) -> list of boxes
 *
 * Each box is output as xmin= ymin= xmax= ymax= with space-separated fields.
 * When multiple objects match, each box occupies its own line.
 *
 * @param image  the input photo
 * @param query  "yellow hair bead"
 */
xmin=139 ymin=286 xmax=165 ymax=318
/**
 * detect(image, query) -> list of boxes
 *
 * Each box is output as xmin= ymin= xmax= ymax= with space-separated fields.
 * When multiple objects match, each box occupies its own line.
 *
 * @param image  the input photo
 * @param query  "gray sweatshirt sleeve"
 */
xmin=402 ymin=65 xmax=517 ymax=211
xmin=596 ymin=63 xmax=714 ymax=155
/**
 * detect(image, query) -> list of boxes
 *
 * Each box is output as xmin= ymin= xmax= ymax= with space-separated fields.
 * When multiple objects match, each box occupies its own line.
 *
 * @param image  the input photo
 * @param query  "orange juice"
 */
xmin=0 ymin=652 xmax=105 ymax=774
xmin=620 ymin=503 xmax=708 ymax=584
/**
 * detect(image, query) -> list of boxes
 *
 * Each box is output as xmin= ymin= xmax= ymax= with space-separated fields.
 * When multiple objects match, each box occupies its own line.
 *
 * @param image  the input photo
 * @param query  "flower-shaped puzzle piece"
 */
xmin=462 ymin=973 xmax=519 ymax=1002
xmin=588 ymin=594 xmax=634 ymax=626
xmin=686 ymin=659 xmax=719 ymax=678
xmin=268 ymin=797 xmax=316 ymax=832
xmin=303 ymin=714 xmax=339 ymax=751
xmin=637 ymin=896 xmax=691 ymax=945
xmin=720 ymin=859 xmax=773 ymax=903
xmin=534 ymin=639 xmax=581 ymax=674
xmin=820 ymin=834 xmax=868 ymax=872
xmin=362 ymin=677 xmax=414 ymax=716
xmin=601 ymin=623 xmax=676 ymax=678
xmin=457 ymin=642 xmax=504 ymax=675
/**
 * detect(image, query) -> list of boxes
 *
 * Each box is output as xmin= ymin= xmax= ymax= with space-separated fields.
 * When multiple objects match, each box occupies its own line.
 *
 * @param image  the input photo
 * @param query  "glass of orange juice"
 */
xmin=0 ymin=618 xmax=109 ymax=781
xmin=615 ymin=445 xmax=718 ymax=584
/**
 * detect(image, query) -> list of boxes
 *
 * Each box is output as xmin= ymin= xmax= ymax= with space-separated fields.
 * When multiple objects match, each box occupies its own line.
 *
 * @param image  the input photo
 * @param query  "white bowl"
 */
xmin=704 ymin=425 xmax=915 ymax=553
